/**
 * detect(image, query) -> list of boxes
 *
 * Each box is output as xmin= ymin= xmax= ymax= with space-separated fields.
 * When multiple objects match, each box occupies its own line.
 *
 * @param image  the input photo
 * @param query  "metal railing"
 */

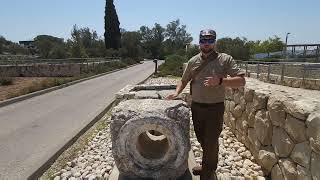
xmin=236 ymin=60 xmax=320 ymax=82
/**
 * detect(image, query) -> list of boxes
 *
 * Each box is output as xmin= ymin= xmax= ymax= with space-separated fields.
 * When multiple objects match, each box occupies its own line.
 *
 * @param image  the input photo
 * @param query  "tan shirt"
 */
xmin=182 ymin=52 xmax=245 ymax=104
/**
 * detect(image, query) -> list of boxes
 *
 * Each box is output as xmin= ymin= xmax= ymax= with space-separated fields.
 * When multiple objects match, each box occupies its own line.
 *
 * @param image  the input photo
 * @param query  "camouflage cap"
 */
xmin=199 ymin=29 xmax=216 ymax=39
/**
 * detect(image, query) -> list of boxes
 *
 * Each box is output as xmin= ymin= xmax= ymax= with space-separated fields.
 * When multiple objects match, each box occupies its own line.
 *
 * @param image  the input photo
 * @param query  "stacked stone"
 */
xmin=143 ymin=77 xmax=180 ymax=85
xmin=224 ymin=78 xmax=320 ymax=180
xmin=52 ymin=117 xmax=114 ymax=180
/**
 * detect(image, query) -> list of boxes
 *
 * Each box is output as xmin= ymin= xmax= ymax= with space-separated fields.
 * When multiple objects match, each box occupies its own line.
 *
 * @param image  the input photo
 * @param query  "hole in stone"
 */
xmin=136 ymin=130 xmax=169 ymax=160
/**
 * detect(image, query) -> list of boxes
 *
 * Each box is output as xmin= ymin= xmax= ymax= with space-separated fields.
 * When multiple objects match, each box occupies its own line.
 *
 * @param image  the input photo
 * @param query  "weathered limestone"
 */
xmin=110 ymin=99 xmax=190 ymax=179
xmin=306 ymin=113 xmax=320 ymax=154
xmin=115 ymin=84 xmax=189 ymax=104
xmin=272 ymin=127 xmax=294 ymax=157
xmin=258 ymin=147 xmax=277 ymax=173
xmin=278 ymin=159 xmax=297 ymax=180
xmin=311 ymin=152 xmax=320 ymax=180
xmin=290 ymin=141 xmax=311 ymax=168
xmin=244 ymin=88 xmax=254 ymax=102
xmin=283 ymin=100 xmax=314 ymax=121
xmin=267 ymin=96 xmax=286 ymax=128
xmin=224 ymin=78 xmax=320 ymax=180
xmin=296 ymin=165 xmax=312 ymax=180
xmin=254 ymin=111 xmax=272 ymax=146
xmin=285 ymin=114 xmax=307 ymax=143
xmin=252 ymin=92 xmax=268 ymax=111
xmin=271 ymin=164 xmax=284 ymax=180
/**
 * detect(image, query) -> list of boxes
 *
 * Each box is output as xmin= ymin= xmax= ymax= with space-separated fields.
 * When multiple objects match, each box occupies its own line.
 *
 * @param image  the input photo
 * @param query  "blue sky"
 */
xmin=0 ymin=0 xmax=319 ymax=45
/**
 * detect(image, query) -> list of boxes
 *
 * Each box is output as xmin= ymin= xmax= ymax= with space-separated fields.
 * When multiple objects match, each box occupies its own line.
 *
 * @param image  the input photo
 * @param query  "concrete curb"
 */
xmin=27 ymin=66 xmax=154 ymax=180
xmin=0 ymin=63 xmax=142 ymax=108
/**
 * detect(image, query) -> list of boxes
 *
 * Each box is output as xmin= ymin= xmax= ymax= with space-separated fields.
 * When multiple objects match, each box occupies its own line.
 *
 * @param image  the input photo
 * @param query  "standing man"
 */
xmin=166 ymin=29 xmax=245 ymax=180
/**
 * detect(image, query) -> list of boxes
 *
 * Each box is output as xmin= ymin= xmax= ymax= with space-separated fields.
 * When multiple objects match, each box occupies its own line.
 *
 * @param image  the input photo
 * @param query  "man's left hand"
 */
xmin=203 ymin=76 xmax=220 ymax=87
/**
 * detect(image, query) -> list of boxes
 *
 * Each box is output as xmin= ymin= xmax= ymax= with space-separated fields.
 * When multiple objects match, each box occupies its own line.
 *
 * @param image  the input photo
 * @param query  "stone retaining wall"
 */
xmin=0 ymin=62 xmax=112 ymax=77
xmin=224 ymin=79 xmax=320 ymax=180
xmin=249 ymin=72 xmax=320 ymax=90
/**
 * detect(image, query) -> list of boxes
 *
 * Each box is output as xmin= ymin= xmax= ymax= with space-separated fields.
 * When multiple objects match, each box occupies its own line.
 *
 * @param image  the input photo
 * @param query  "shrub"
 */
xmin=158 ymin=54 xmax=187 ymax=77
xmin=0 ymin=77 xmax=13 ymax=86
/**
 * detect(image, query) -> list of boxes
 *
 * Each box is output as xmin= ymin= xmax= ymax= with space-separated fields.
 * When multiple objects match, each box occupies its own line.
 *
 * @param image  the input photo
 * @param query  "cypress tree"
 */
xmin=104 ymin=0 xmax=121 ymax=50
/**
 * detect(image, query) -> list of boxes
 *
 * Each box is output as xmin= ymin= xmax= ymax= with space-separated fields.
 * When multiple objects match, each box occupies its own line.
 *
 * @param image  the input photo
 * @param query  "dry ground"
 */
xmin=0 ymin=77 xmax=55 ymax=101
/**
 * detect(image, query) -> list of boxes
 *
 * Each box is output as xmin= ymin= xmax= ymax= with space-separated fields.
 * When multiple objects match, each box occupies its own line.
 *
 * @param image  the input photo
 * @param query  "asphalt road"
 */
xmin=0 ymin=61 xmax=158 ymax=179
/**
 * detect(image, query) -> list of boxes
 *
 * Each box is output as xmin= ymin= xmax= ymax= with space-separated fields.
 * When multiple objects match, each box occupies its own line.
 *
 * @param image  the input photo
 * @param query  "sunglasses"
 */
xmin=199 ymin=39 xmax=215 ymax=44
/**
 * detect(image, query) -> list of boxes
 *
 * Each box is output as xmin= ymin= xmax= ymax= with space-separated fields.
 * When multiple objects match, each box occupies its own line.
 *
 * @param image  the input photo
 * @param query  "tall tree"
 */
xmin=217 ymin=37 xmax=250 ymax=60
xmin=34 ymin=35 xmax=65 ymax=58
xmin=70 ymin=25 xmax=87 ymax=58
xmin=120 ymin=30 xmax=143 ymax=58
xmin=139 ymin=24 xmax=165 ymax=59
xmin=0 ymin=36 xmax=5 ymax=54
xmin=164 ymin=19 xmax=193 ymax=52
xmin=104 ymin=0 xmax=121 ymax=50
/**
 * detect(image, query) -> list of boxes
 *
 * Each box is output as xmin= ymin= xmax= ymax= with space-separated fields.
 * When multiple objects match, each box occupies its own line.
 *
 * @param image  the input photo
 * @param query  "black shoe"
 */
xmin=192 ymin=165 xmax=202 ymax=176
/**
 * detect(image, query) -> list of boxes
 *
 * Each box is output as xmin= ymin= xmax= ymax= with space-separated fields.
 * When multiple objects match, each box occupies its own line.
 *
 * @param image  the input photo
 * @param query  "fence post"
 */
xmin=87 ymin=60 xmax=89 ymax=73
xmin=267 ymin=64 xmax=271 ymax=81
xmin=153 ymin=59 xmax=158 ymax=74
xmin=245 ymin=62 xmax=248 ymax=77
xmin=302 ymin=64 xmax=306 ymax=87
xmin=281 ymin=64 xmax=285 ymax=83
xmin=257 ymin=63 xmax=260 ymax=78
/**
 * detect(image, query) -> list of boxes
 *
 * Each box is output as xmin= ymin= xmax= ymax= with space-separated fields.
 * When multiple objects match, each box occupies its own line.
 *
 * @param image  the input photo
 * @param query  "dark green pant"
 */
xmin=191 ymin=101 xmax=224 ymax=180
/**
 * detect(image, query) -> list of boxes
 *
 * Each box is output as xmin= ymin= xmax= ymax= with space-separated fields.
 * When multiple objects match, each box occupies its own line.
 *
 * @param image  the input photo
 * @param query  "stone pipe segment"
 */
xmin=110 ymin=99 xmax=190 ymax=179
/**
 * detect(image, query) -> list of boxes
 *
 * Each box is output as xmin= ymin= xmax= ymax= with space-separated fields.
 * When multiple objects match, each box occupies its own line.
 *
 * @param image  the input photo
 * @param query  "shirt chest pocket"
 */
xmin=210 ymin=63 xmax=225 ymax=76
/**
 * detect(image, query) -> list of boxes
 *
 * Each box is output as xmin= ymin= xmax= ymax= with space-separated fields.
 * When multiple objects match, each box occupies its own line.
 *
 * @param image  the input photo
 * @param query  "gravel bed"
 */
xmin=190 ymin=120 xmax=264 ymax=178
xmin=52 ymin=117 xmax=114 ymax=180
xmin=51 ymin=77 xmax=265 ymax=180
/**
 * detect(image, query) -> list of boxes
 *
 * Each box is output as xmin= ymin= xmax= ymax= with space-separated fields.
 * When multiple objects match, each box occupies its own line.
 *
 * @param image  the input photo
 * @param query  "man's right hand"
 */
xmin=165 ymin=93 xmax=179 ymax=100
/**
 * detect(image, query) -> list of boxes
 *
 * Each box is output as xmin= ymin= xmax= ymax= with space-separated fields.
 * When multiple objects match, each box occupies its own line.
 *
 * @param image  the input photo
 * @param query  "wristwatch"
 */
xmin=219 ymin=77 xmax=223 ymax=85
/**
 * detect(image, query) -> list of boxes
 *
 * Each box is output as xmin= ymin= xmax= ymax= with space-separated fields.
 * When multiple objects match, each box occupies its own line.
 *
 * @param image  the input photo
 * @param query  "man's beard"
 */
xmin=200 ymin=47 xmax=214 ymax=54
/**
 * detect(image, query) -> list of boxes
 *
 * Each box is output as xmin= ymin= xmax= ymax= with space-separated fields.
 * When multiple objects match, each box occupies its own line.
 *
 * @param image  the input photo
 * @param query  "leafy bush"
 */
xmin=0 ymin=77 xmax=13 ymax=86
xmin=157 ymin=54 xmax=187 ymax=77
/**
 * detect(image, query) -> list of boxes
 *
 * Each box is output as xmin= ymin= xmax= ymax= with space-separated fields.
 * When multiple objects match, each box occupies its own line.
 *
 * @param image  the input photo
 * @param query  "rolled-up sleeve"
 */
xmin=225 ymin=56 xmax=245 ymax=77
xmin=181 ymin=62 xmax=192 ymax=83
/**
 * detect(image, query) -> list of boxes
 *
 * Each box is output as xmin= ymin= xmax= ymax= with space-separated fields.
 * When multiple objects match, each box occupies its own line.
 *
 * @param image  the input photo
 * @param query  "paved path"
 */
xmin=0 ymin=61 xmax=157 ymax=179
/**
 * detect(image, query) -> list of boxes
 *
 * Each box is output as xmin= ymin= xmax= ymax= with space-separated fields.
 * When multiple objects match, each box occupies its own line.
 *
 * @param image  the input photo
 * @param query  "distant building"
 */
xmin=19 ymin=41 xmax=36 ymax=49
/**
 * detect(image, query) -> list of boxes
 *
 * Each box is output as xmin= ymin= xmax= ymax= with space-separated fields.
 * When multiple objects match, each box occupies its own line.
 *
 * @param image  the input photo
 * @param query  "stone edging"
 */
xmin=0 ymin=63 xmax=141 ymax=108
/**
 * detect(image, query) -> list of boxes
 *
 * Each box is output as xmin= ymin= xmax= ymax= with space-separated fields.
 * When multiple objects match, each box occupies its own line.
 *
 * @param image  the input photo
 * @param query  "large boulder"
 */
xmin=297 ymin=165 xmax=312 ymax=180
xmin=290 ymin=141 xmax=311 ymax=168
xmin=271 ymin=164 xmax=284 ymax=180
xmin=267 ymin=95 xmax=286 ymax=128
xmin=254 ymin=110 xmax=272 ymax=145
xmin=110 ymin=99 xmax=190 ymax=179
xmin=272 ymin=127 xmax=295 ymax=157
xmin=306 ymin=112 xmax=320 ymax=154
xmin=311 ymin=152 xmax=320 ymax=180
xmin=279 ymin=159 xmax=297 ymax=180
xmin=258 ymin=146 xmax=278 ymax=173
xmin=285 ymin=114 xmax=307 ymax=143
